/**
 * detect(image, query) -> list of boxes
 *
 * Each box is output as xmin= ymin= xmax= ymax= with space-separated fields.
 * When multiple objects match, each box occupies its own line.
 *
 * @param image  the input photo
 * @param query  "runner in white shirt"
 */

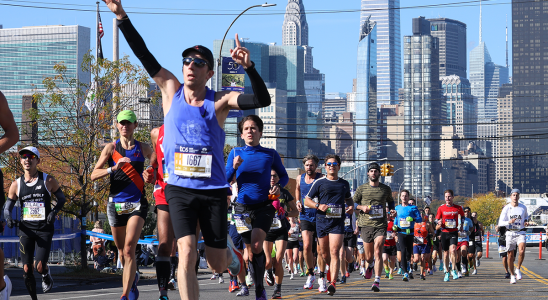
xmin=497 ymin=189 xmax=528 ymax=284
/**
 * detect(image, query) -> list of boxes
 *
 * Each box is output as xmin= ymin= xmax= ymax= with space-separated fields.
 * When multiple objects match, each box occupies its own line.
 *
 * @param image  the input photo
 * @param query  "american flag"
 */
xmin=97 ymin=11 xmax=104 ymax=59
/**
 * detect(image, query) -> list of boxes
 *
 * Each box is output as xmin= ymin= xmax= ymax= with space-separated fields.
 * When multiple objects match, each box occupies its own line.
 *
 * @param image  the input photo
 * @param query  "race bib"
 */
xmin=233 ymin=213 xmax=253 ymax=234
xmin=399 ymin=218 xmax=411 ymax=228
xmin=271 ymin=215 xmax=282 ymax=230
xmin=445 ymin=219 xmax=456 ymax=229
xmin=22 ymin=202 xmax=46 ymax=221
xmin=369 ymin=205 xmax=383 ymax=219
xmin=115 ymin=202 xmax=141 ymax=215
xmin=509 ymin=222 xmax=522 ymax=230
xmin=469 ymin=241 xmax=474 ymax=246
xmin=345 ymin=217 xmax=351 ymax=227
xmin=386 ymin=231 xmax=394 ymax=240
xmin=290 ymin=231 xmax=299 ymax=239
xmin=458 ymin=231 xmax=467 ymax=239
xmin=174 ymin=145 xmax=212 ymax=178
xmin=414 ymin=236 xmax=424 ymax=244
xmin=475 ymin=236 xmax=481 ymax=242
xmin=326 ymin=204 xmax=343 ymax=219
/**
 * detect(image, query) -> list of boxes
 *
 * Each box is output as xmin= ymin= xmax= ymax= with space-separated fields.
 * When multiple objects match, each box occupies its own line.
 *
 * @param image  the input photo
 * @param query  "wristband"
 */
xmin=107 ymin=167 xmax=113 ymax=174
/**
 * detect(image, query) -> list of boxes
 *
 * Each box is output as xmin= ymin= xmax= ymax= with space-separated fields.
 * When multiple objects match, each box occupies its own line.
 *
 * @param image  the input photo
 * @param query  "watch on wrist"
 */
xmin=315 ymin=203 xmax=320 ymax=209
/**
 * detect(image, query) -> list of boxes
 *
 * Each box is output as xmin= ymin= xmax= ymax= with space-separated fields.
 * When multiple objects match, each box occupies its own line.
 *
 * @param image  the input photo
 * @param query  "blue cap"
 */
xmin=510 ymin=189 xmax=520 ymax=195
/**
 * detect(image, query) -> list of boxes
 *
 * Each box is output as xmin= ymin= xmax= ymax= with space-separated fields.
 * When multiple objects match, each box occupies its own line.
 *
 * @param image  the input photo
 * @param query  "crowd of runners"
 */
xmin=0 ymin=1 xmax=533 ymax=300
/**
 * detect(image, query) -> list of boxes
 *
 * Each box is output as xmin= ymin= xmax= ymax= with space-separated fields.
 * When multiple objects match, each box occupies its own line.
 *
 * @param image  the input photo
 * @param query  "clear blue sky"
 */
xmin=0 ymin=0 xmax=511 ymax=94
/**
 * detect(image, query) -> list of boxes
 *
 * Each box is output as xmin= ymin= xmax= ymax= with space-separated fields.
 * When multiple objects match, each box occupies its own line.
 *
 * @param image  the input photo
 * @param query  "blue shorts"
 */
xmin=228 ymin=223 xmax=244 ymax=250
xmin=316 ymin=217 xmax=345 ymax=238
xmin=413 ymin=244 xmax=431 ymax=255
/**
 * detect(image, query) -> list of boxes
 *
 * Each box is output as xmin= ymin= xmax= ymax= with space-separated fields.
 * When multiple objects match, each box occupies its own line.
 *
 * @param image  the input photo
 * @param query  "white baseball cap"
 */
xmin=19 ymin=146 xmax=40 ymax=158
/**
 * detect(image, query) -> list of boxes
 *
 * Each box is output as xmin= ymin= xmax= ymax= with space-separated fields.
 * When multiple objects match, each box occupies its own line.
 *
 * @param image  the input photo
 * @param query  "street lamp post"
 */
xmin=216 ymin=3 xmax=276 ymax=90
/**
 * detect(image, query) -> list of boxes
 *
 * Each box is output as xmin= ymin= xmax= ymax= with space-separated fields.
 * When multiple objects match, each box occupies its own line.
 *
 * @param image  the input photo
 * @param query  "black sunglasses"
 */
xmin=182 ymin=57 xmax=209 ymax=68
xmin=21 ymin=153 xmax=37 ymax=160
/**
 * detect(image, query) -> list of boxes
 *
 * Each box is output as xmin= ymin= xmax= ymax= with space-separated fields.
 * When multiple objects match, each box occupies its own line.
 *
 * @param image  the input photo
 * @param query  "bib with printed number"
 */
xmin=414 ymin=236 xmax=424 ymax=244
xmin=468 ymin=241 xmax=474 ymax=246
xmin=233 ymin=213 xmax=253 ymax=234
xmin=399 ymin=218 xmax=411 ymax=228
xmin=386 ymin=231 xmax=394 ymax=240
xmin=445 ymin=219 xmax=456 ymax=229
xmin=271 ymin=214 xmax=282 ymax=230
xmin=458 ymin=231 xmax=467 ymax=239
xmin=345 ymin=217 xmax=351 ymax=227
xmin=509 ymin=222 xmax=522 ymax=230
xmin=325 ymin=204 xmax=343 ymax=219
xmin=475 ymin=235 xmax=481 ymax=242
xmin=22 ymin=202 xmax=46 ymax=221
xmin=115 ymin=202 xmax=141 ymax=215
xmin=369 ymin=205 xmax=384 ymax=219
xmin=174 ymin=145 xmax=212 ymax=178
xmin=290 ymin=231 xmax=299 ymax=239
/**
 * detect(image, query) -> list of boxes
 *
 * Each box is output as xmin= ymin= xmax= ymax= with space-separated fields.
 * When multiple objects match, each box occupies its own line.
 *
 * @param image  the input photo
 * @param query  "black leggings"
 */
xmin=397 ymin=233 xmax=413 ymax=273
xmin=19 ymin=227 xmax=53 ymax=269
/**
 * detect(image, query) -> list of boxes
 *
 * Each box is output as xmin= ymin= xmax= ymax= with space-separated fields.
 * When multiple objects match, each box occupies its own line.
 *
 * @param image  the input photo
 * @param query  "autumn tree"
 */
xmin=465 ymin=193 xmax=506 ymax=226
xmin=0 ymin=53 xmax=159 ymax=268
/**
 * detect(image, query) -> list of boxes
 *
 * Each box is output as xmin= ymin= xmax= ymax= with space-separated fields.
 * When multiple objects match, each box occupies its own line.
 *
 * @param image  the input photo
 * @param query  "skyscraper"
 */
xmin=512 ymin=0 xmax=548 ymax=193
xmin=354 ymin=16 xmax=377 ymax=186
xmin=427 ymin=18 xmax=467 ymax=78
xmin=403 ymin=17 xmax=441 ymax=198
xmin=282 ymin=0 xmax=308 ymax=47
xmin=0 ymin=25 xmax=90 ymax=125
xmin=360 ymin=0 xmax=401 ymax=105
xmin=441 ymin=75 xmax=476 ymax=149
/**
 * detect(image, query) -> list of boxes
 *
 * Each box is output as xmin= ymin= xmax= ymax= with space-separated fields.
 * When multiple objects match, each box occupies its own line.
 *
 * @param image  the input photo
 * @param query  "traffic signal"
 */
xmin=388 ymin=164 xmax=395 ymax=176
xmin=380 ymin=163 xmax=388 ymax=176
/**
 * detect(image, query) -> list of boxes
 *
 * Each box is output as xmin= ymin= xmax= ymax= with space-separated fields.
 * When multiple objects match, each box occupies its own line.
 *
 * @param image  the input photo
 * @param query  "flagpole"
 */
xmin=96 ymin=2 xmax=99 ymax=62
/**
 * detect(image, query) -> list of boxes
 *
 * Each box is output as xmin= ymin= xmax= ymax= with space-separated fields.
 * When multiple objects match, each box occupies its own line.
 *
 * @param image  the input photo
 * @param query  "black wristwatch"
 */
xmin=315 ymin=203 xmax=320 ymax=210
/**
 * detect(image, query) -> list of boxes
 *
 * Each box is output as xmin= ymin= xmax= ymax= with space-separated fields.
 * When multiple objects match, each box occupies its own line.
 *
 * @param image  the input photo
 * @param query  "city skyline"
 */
xmin=0 ymin=0 xmax=512 ymax=94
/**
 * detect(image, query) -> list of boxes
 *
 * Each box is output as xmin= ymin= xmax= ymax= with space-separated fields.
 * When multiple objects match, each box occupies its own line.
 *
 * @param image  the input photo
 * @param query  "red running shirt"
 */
xmin=385 ymin=220 xmax=396 ymax=247
xmin=153 ymin=125 xmax=168 ymax=206
xmin=435 ymin=204 xmax=464 ymax=233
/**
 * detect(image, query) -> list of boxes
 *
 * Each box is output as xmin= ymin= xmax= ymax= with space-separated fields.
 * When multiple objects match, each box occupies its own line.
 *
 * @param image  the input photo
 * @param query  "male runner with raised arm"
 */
xmin=0 ymin=91 xmax=19 ymax=300
xmin=102 ymin=1 xmax=271 ymax=299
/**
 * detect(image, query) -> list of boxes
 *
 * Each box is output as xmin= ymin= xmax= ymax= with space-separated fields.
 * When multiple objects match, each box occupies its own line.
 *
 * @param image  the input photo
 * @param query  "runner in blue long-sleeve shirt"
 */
xmin=393 ymin=190 xmax=422 ymax=281
xmin=225 ymin=115 xmax=288 ymax=300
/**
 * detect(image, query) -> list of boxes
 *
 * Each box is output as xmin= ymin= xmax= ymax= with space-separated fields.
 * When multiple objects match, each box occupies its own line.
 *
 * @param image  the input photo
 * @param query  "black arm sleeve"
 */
xmin=4 ymin=197 xmax=15 ymax=221
xmin=117 ymin=16 xmax=162 ymax=78
xmin=237 ymin=61 xmax=271 ymax=110
xmin=52 ymin=188 xmax=66 ymax=212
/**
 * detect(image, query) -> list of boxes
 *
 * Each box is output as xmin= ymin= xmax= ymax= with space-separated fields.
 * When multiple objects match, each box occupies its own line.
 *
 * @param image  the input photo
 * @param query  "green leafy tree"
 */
xmin=465 ymin=193 xmax=506 ymax=226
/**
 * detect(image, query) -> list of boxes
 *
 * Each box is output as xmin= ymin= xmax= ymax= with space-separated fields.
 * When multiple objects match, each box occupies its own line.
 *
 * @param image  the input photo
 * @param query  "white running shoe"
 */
xmin=303 ymin=274 xmax=315 ymax=289
xmin=210 ymin=274 xmax=217 ymax=280
xmin=510 ymin=275 xmax=517 ymax=284
xmin=458 ymin=271 xmax=462 ymax=278
xmin=290 ymin=273 xmax=294 ymax=280
xmin=0 ymin=275 xmax=12 ymax=300
xmin=516 ymin=268 xmax=522 ymax=280
xmin=476 ymin=259 xmax=481 ymax=267
xmin=218 ymin=274 xmax=224 ymax=284
xmin=472 ymin=269 xmax=477 ymax=275
xmin=318 ymin=278 xmax=327 ymax=293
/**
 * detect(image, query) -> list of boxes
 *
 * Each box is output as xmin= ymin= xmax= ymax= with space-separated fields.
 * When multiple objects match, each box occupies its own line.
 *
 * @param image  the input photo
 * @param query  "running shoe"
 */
xmin=402 ymin=274 xmax=409 ymax=281
xmin=229 ymin=280 xmax=238 ymax=292
xmin=218 ymin=274 xmax=224 ymax=284
xmin=246 ymin=274 xmax=254 ymax=287
xmin=510 ymin=275 xmax=517 ymax=284
xmin=472 ymin=269 xmax=477 ymax=275
xmin=42 ymin=271 xmax=54 ymax=293
xmin=457 ymin=271 xmax=462 ymax=278
xmin=397 ymin=268 xmax=402 ymax=275
xmin=464 ymin=270 xmax=469 ymax=277
xmin=408 ymin=272 xmax=414 ymax=280
xmin=210 ymin=274 xmax=217 ymax=280
xmin=420 ymin=274 xmax=426 ymax=280
xmin=505 ymin=272 xmax=511 ymax=279
xmin=477 ymin=259 xmax=481 ymax=267
xmin=158 ymin=296 xmax=168 ymax=300
xmin=290 ymin=272 xmax=294 ymax=280
xmin=1 ymin=275 xmax=12 ymax=300
xmin=236 ymin=286 xmax=249 ymax=297
xmin=371 ymin=281 xmax=380 ymax=292
xmin=265 ymin=269 xmax=275 ymax=286
xmin=345 ymin=271 xmax=350 ymax=278
xmin=300 ymin=271 xmax=305 ymax=277
xmin=444 ymin=272 xmax=450 ymax=282
xmin=452 ymin=270 xmax=459 ymax=280
xmin=227 ymin=236 xmax=244 ymax=277
xmin=256 ymin=288 xmax=267 ymax=300
xmin=388 ymin=273 xmax=394 ymax=280
xmin=271 ymin=288 xmax=282 ymax=299
xmin=384 ymin=272 xmax=389 ymax=278
xmin=303 ymin=274 xmax=315 ymax=289
xmin=432 ymin=264 xmax=436 ymax=273
xmin=318 ymin=278 xmax=327 ymax=293
xmin=326 ymin=282 xmax=336 ymax=296
xmin=129 ymin=271 xmax=140 ymax=300
xmin=121 ymin=296 xmax=129 ymax=300
xmin=516 ymin=268 xmax=522 ymax=280
xmin=364 ymin=266 xmax=373 ymax=279
xmin=439 ymin=265 xmax=444 ymax=271
xmin=167 ymin=278 xmax=176 ymax=290
xmin=340 ymin=275 xmax=346 ymax=284
xmin=429 ymin=269 xmax=433 ymax=276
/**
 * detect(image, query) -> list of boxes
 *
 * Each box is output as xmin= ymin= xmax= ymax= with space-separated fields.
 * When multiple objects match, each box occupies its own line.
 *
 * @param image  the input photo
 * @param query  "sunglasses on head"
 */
xmin=326 ymin=162 xmax=339 ymax=167
xmin=182 ymin=57 xmax=209 ymax=68
xmin=21 ymin=153 xmax=37 ymax=160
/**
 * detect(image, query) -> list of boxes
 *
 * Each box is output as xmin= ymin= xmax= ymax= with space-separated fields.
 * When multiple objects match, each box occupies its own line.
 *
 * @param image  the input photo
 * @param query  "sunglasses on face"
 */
xmin=21 ymin=154 xmax=37 ymax=160
xmin=326 ymin=162 xmax=339 ymax=167
xmin=182 ymin=57 xmax=209 ymax=68
xmin=271 ymin=174 xmax=279 ymax=178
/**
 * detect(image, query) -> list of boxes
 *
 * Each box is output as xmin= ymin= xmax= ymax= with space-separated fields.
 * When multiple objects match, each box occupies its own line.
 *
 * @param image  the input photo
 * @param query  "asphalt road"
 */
xmin=8 ymin=242 xmax=548 ymax=300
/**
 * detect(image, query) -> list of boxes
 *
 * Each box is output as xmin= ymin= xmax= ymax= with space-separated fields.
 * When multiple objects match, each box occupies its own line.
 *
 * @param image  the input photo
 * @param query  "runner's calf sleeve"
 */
xmin=237 ymin=62 xmax=271 ymax=110
xmin=251 ymin=250 xmax=266 ymax=293
xmin=156 ymin=257 xmax=170 ymax=296
xmin=462 ymin=255 xmax=468 ymax=267
xmin=117 ymin=16 xmax=162 ymax=78
xmin=24 ymin=271 xmax=38 ymax=300
xmin=170 ymin=256 xmax=178 ymax=278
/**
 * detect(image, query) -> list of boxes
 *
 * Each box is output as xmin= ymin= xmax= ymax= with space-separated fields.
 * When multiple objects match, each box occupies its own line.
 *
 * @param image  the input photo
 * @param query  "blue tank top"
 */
xmin=108 ymin=139 xmax=146 ymax=203
xmin=163 ymin=85 xmax=229 ymax=190
xmin=299 ymin=173 xmax=321 ymax=222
